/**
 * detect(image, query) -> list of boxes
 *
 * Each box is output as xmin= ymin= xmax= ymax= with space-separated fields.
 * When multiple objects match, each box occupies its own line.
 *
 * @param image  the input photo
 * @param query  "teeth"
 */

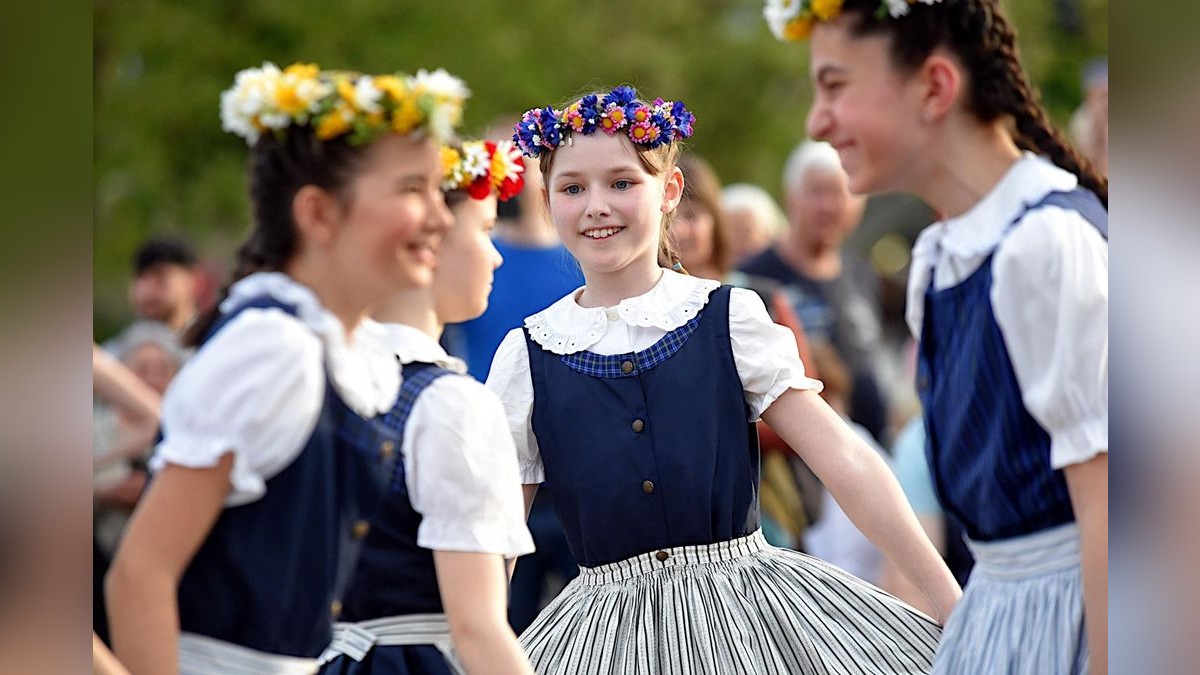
xmin=585 ymin=227 xmax=621 ymax=239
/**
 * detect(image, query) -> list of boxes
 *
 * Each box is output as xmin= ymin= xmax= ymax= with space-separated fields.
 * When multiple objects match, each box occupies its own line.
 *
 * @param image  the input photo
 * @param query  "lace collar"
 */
xmin=381 ymin=323 xmax=467 ymax=374
xmin=524 ymin=269 xmax=721 ymax=355
xmin=222 ymin=272 xmax=401 ymax=417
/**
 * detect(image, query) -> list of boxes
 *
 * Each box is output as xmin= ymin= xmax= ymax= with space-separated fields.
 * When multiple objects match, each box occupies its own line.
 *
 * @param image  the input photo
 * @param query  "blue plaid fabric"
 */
xmin=377 ymin=363 xmax=457 ymax=492
xmin=559 ymin=313 xmax=703 ymax=378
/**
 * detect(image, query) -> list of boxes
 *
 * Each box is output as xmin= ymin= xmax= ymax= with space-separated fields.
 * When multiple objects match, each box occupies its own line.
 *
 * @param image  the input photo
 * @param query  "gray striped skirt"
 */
xmin=932 ymin=523 xmax=1088 ymax=675
xmin=520 ymin=530 xmax=941 ymax=674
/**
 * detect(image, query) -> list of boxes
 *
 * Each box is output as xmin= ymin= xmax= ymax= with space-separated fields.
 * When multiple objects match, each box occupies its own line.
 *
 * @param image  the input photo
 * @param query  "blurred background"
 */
xmin=93 ymin=0 xmax=1107 ymax=340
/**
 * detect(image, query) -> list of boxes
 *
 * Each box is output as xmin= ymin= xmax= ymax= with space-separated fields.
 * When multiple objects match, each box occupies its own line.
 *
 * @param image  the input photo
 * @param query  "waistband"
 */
xmin=966 ymin=522 xmax=1081 ymax=579
xmin=578 ymin=530 xmax=768 ymax=585
xmin=316 ymin=614 xmax=457 ymax=667
xmin=178 ymin=633 xmax=317 ymax=675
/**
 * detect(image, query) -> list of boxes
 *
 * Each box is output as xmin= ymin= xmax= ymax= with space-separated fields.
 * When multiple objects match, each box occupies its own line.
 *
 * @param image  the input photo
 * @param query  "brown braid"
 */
xmin=841 ymin=0 xmax=1106 ymax=206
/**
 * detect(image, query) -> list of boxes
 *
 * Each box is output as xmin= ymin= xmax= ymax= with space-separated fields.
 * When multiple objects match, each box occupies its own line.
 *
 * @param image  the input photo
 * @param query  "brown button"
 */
xmin=379 ymin=439 xmax=396 ymax=460
xmin=655 ymin=550 xmax=670 ymax=562
xmin=330 ymin=599 xmax=343 ymax=619
xmin=632 ymin=419 xmax=645 ymax=433
xmin=621 ymin=360 xmax=635 ymax=374
xmin=642 ymin=480 xmax=655 ymax=494
xmin=352 ymin=520 xmax=370 ymax=539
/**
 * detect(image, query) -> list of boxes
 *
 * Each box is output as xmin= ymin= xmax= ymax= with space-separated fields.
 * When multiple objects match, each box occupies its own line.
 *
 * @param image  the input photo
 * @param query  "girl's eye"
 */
xmin=564 ymin=185 xmax=582 ymax=195
xmin=613 ymin=179 xmax=631 ymax=190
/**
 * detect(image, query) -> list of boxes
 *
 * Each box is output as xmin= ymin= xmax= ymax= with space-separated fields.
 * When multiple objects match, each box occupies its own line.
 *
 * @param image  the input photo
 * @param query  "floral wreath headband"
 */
xmin=512 ymin=85 xmax=696 ymax=158
xmin=220 ymin=62 xmax=469 ymax=146
xmin=441 ymin=140 xmax=526 ymax=202
xmin=764 ymin=0 xmax=943 ymax=41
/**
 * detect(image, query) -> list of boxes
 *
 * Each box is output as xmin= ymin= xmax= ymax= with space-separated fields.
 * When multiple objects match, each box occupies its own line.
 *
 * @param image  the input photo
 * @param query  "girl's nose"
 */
xmin=806 ymin=100 xmax=832 ymax=142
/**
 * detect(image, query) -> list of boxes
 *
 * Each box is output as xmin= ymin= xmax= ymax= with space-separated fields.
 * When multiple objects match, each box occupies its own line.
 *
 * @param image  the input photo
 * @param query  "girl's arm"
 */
xmin=105 ymin=455 xmax=233 ymax=675
xmin=93 ymin=633 xmax=131 ymax=675
xmin=435 ymin=551 xmax=535 ymax=675
xmin=762 ymin=388 xmax=961 ymax=622
xmin=1065 ymin=453 xmax=1107 ymax=675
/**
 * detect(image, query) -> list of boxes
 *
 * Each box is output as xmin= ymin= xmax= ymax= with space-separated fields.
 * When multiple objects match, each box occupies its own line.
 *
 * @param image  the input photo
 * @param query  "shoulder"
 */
xmin=422 ymin=373 xmax=506 ymax=418
xmin=997 ymin=203 xmax=1108 ymax=279
xmin=193 ymin=307 xmax=322 ymax=374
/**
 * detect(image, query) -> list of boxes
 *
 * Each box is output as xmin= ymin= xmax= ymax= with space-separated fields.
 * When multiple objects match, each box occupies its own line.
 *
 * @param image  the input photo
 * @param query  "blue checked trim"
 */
xmin=559 ymin=313 xmax=703 ymax=378
xmin=377 ymin=364 xmax=457 ymax=493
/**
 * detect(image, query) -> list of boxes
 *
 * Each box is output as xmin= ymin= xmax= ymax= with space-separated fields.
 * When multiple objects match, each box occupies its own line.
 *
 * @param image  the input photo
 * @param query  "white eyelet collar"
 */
xmin=381 ymin=323 xmax=468 ymax=374
xmin=524 ymin=269 xmax=721 ymax=355
xmin=222 ymin=272 xmax=401 ymax=417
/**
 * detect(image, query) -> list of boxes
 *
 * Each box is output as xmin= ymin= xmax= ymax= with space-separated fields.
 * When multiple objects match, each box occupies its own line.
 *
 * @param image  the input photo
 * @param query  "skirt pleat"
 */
xmin=520 ymin=531 xmax=941 ymax=674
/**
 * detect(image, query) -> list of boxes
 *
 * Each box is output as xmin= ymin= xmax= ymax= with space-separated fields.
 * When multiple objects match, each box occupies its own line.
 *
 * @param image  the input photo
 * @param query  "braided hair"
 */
xmin=840 ymin=0 xmax=1106 ymax=206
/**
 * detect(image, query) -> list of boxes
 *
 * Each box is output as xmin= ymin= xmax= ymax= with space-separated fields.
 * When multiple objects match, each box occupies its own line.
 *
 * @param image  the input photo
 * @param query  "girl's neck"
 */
xmin=917 ymin=121 xmax=1022 ymax=219
xmin=375 ymin=290 xmax=443 ymax=341
xmin=285 ymin=260 xmax=369 ymax=339
xmin=577 ymin=256 xmax=664 ymax=308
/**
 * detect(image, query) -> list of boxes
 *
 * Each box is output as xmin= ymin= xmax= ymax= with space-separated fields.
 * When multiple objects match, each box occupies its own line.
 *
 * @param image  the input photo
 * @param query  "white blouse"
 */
xmin=381 ymin=324 xmax=534 ymax=557
xmin=906 ymin=153 xmax=1108 ymax=470
xmin=486 ymin=269 xmax=823 ymax=484
xmin=150 ymin=272 xmax=401 ymax=506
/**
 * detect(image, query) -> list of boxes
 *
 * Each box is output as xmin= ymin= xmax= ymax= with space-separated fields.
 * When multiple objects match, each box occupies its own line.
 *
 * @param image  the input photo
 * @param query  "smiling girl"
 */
xmin=486 ymin=85 xmax=959 ymax=674
xmin=105 ymin=63 xmax=466 ymax=675
xmin=765 ymin=0 xmax=1108 ymax=672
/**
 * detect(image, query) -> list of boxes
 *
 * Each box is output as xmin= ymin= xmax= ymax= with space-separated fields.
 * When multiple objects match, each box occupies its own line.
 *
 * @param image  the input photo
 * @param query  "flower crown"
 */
xmin=512 ymin=85 xmax=696 ymax=158
xmin=764 ymin=0 xmax=943 ymax=41
xmin=220 ymin=62 xmax=469 ymax=146
xmin=441 ymin=140 xmax=526 ymax=202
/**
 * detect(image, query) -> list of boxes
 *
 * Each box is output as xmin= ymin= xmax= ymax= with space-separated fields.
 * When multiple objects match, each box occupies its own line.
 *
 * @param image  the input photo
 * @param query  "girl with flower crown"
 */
xmin=315 ymin=139 xmax=536 ymax=675
xmin=486 ymin=85 xmax=960 ymax=674
xmin=768 ymin=0 xmax=1109 ymax=673
xmin=105 ymin=62 xmax=468 ymax=675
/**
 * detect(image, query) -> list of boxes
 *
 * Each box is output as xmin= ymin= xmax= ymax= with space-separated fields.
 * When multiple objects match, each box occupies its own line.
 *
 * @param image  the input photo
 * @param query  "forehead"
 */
xmin=363 ymin=133 xmax=440 ymax=172
xmin=809 ymin=18 xmax=893 ymax=78
xmin=549 ymin=133 xmax=645 ymax=177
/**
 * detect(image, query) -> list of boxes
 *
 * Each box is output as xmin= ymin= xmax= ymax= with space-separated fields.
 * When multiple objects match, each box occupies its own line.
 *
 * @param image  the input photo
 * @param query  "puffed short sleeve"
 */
xmin=150 ymin=309 xmax=326 ymax=506
xmin=485 ymin=329 xmax=544 ymax=484
xmin=728 ymin=287 xmax=824 ymax=421
xmin=404 ymin=376 xmax=535 ymax=557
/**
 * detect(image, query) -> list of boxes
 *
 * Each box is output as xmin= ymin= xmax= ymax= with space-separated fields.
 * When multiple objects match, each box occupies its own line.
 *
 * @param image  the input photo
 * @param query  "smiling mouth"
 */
xmin=582 ymin=226 xmax=625 ymax=240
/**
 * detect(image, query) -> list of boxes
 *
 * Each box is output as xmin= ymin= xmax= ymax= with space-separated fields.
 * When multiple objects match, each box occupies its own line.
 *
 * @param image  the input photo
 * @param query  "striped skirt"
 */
xmin=520 ymin=530 xmax=941 ymax=674
xmin=932 ymin=523 xmax=1088 ymax=675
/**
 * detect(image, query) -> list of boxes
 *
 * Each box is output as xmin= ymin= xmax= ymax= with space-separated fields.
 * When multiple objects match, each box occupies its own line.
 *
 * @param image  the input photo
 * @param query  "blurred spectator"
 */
xmin=739 ymin=139 xmax=890 ymax=444
xmin=104 ymin=237 xmax=199 ymax=357
xmin=1069 ymin=58 xmax=1108 ymax=175
xmin=672 ymin=152 xmax=732 ymax=281
xmin=92 ymin=344 xmax=165 ymax=645
xmin=721 ymin=183 xmax=788 ymax=268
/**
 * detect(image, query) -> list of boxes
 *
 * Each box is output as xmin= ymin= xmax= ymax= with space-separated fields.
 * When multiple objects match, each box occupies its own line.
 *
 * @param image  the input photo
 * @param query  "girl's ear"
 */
xmin=293 ymin=185 xmax=341 ymax=247
xmin=661 ymin=166 xmax=684 ymax=213
xmin=918 ymin=49 xmax=964 ymax=123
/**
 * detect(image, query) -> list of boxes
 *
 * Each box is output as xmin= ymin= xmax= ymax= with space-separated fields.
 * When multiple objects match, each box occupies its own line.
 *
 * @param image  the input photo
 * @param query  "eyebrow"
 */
xmin=554 ymin=165 xmax=643 ymax=180
xmin=814 ymin=64 xmax=848 ymax=83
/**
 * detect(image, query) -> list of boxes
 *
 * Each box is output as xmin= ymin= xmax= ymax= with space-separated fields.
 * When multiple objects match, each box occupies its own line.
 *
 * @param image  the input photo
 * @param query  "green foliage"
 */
xmin=93 ymin=0 xmax=1106 ymax=339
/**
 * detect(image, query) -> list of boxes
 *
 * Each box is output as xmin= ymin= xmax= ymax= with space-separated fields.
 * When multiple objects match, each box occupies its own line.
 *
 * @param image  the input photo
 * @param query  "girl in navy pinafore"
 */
xmin=784 ymin=1 xmax=1110 ymax=671
xmin=316 ymin=140 xmax=536 ymax=675
xmin=104 ymin=62 xmax=467 ymax=675
xmin=488 ymin=86 xmax=961 ymax=675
